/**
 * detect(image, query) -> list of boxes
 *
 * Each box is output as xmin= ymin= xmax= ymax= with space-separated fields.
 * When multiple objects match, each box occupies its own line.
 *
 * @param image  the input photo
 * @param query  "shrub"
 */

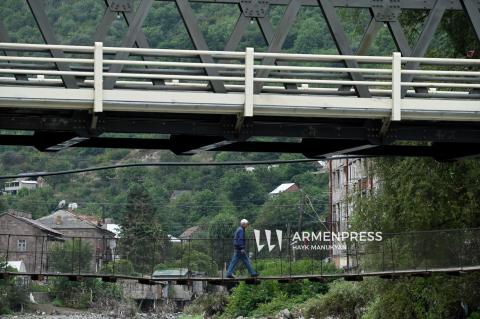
xmin=303 ymin=280 xmax=370 ymax=319
xmin=102 ymin=259 xmax=135 ymax=276
xmin=361 ymin=275 xmax=480 ymax=319
xmin=0 ymin=262 xmax=29 ymax=314
xmin=49 ymin=277 xmax=122 ymax=309
xmin=184 ymin=292 xmax=229 ymax=318
xmin=469 ymin=312 xmax=480 ymax=319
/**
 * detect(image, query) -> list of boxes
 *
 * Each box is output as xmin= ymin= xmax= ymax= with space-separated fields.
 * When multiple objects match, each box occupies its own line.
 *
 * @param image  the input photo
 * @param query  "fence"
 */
xmin=1 ymin=227 xmax=479 ymax=279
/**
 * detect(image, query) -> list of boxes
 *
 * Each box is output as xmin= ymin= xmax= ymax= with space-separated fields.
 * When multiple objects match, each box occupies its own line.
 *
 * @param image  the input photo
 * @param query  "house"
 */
xmin=36 ymin=210 xmax=116 ymax=272
xmin=269 ymin=183 xmax=299 ymax=197
xmin=0 ymin=210 xmax=63 ymax=273
xmin=4 ymin=177 xmax=43 ymax=195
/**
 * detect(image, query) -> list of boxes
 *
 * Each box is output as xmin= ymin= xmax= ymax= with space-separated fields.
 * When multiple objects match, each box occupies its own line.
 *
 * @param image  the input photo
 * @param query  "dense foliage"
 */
xmin=301 ymin=158 xmax=480 ymax=319
xmin=0 ymin=262 xmax=28 ymax=314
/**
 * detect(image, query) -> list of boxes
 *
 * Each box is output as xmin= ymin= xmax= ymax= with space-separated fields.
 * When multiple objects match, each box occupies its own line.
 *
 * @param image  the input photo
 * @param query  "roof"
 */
xmin=77 ymin=214 xmax=101 ymax=225
xmin=36 ymin=210 xmax=115 ymax=236
xmin=20 ymin=180 xmax=37 ymax=184
xmin=179 ymin=226 xmax=200 ymax=239
xmin=0 ymin=212 xmax=63 ymax=237
xmin=153 ymin=268 xmax=189 ymax=277
xmin=270 ymin=183 xmax=297 ymax=195
xmin=168 ymin=234 xmax=181 ymax=243
xmin=105 ymin=224 xmax=121 ymax=238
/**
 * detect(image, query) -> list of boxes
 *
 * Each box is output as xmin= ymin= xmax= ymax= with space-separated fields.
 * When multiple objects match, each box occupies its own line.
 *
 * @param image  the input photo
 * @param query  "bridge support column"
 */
xmin=244 ymin=47 xmax=254 ymax=118
xmin=391 ymin=52 xmax=402 ymax=121
xmin=93 ymin=42 xmax=103 ymax=114
xmin=236 ymin=47 xmax=255 ymax=134
xmin=91 ymin=42 xmax=104 ymax=131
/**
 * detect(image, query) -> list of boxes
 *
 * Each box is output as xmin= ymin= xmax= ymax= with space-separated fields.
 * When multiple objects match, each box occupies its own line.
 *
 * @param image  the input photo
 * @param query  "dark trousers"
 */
xmin=226 ymin=250 xmax=256 ymax=276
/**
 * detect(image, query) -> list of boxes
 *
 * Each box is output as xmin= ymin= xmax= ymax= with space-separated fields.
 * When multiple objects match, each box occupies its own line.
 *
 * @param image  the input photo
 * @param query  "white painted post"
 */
xmin=93 ymin=42 xmax=103 ymax=113
xmin=244 ymin=47 xmax=254 ymax=117
xmin=391 ymin=52 xmax=401 ymax=121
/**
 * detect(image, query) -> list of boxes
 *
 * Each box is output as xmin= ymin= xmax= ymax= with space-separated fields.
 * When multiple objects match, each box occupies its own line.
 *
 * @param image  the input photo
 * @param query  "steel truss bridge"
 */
xmin=0 ymin=0 xmax=479 ymax=159
xmin=1 ymin=228 xmax=479 ymax=284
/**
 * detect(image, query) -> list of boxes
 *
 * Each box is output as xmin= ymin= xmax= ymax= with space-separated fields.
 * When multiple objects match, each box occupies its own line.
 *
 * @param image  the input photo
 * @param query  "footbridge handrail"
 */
xmin=0 ymin=42 xmax=479 ymax=122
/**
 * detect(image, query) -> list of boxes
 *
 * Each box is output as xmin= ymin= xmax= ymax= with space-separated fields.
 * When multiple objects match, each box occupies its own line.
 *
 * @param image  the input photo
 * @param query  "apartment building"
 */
xmin=328 ymin=158 xmax=374 ymax=268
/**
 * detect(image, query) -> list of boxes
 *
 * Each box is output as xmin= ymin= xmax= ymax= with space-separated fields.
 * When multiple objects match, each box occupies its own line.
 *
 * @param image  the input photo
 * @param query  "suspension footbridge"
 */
xmin=1 ymin=228 xmax=479 ymax=284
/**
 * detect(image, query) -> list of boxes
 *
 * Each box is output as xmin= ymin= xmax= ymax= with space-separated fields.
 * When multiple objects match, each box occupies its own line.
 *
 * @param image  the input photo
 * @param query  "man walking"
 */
xmin=226 ymin=219 xmax=259 ymax=278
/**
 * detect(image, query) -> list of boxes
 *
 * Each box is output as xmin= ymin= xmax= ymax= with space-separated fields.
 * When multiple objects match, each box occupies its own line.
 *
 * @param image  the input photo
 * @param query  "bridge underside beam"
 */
xmin=2 ymin=109 xmax=480 ymax=142
xmin=1 ymin=132 xmax=480 ymax=160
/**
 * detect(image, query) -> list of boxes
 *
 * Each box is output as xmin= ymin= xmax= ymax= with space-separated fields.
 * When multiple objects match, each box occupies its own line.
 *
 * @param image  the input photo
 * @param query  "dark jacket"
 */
xmin=233 ymin=226 xmax=246 ymax=250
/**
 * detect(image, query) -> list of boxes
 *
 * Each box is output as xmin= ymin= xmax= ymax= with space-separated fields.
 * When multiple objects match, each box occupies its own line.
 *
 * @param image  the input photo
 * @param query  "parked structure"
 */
xmin=0 ymin=210 xmax=63 ymax=272
xmin=36 ymin=210 xmax=116 ymax=272
xmin=328 ymin=158 xmax=375 ymax=268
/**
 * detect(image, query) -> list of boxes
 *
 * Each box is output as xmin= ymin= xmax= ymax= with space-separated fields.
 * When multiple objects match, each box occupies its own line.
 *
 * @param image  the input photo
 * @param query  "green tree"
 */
xmin=49 ymin=239 xmax=92 ymax=273
xmin=221 ymin=170 xmax=266 ymax=220
xmin=120 ymin=183 xmax=164 ymax=274
xmin=255 ymin=192 xmax=301 ymax=230
xmin=0 ymin=259 xmax=28 ymax=314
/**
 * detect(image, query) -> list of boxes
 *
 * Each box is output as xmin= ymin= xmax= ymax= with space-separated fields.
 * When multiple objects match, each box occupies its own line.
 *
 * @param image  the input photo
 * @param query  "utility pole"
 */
xmin=297 ymin=190 xmax=305 ymax=234
xmin=294 ymin=191 xmax=305 ymax=262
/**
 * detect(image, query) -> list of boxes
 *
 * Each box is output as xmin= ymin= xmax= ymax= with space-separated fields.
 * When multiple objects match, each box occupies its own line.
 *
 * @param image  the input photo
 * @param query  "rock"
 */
xmin=236 ymin=316 xmax=244 ymax=319
xmin=278 ymin=308 xmax=292 ymax=319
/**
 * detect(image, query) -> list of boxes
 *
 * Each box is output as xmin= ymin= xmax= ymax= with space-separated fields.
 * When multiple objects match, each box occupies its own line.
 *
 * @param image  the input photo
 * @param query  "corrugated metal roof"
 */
xmin=153 ymin=268 xmax=189 ymax=277
xmin=179 ymin=226 xmax=200 ymax=239
xmin=270 ymin=183 xmax=296 ymax=194
xmin=18 ymin=216 xmax=64 ymax=236
xmin=105 ymin=224 xmax=121 ymax=238
xmin=20 ymin=180 xmax=37 ymax=184
xmin=36 ymin=210 xmax=114 ymax=236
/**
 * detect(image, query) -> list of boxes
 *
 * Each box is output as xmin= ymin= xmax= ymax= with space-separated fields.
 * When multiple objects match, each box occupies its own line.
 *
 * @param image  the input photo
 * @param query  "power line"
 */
xmin=0 ymin=155 xmax=370 ymax=180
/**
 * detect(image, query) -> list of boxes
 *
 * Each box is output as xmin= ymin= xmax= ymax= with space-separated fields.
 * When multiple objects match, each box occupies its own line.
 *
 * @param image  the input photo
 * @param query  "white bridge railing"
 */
xmin=0 ymin=42 xmax=479 ymax=122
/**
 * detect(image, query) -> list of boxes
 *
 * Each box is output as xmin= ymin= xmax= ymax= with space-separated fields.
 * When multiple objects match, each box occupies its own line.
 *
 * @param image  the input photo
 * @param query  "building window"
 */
xmin=17 ymin=239 xmax=27 ymax=252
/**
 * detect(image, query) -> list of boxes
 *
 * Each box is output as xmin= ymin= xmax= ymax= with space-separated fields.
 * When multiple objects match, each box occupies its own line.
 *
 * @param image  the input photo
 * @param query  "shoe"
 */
xmin=251 ymin=273 xmax=259 ymax=277
xmin=226 ymin=274 xmax=235 ymax=279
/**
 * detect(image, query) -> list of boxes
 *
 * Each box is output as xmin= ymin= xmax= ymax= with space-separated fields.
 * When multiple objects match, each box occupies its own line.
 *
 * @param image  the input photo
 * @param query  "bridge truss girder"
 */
xmin=0 ymin=0 xmax=479 ymax=158
xmin=0 ymin=0 xmax=479 ymax=93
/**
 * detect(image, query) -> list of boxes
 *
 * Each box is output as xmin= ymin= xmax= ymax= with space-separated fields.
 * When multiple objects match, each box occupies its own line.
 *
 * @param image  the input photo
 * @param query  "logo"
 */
xmin=253 ymin=230 xmax=383 ymax=252
xmin=254 ymin=229 xmax=283 ymax=252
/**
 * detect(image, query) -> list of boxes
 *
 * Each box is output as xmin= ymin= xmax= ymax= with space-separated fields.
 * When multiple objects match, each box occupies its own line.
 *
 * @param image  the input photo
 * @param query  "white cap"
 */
xmin=240 ymin=219 xmax=249 ymax=225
